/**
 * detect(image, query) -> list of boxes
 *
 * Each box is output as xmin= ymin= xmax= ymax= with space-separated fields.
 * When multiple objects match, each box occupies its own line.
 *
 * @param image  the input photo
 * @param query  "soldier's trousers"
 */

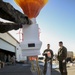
xmin=43 ymin=60 xmax=52 ymax=75
xmin=59 ymin=61 xmax=67 ymax=75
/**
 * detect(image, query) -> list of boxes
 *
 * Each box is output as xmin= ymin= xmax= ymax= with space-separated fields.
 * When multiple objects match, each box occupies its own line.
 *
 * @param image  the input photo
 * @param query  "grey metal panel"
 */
xmin=0 ymin=39 xmax=15 ymax=52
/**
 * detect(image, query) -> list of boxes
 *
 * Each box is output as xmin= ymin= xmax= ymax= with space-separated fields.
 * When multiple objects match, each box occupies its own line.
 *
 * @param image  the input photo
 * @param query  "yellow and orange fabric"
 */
xmin=14 ymin=0 xmax=48 ymax=18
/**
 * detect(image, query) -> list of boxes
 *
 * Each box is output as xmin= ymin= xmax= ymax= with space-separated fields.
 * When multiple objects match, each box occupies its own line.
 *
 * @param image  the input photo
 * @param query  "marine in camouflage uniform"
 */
xmin=57 ymin=41 xmax=67 ymax=75
xmin=43 ymin=44 xmax=53 ymax=75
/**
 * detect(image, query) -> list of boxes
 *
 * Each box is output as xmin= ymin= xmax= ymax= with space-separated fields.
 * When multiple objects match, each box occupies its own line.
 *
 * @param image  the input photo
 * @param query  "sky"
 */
xmin=3 ymin=0 xmax=75 ymax=54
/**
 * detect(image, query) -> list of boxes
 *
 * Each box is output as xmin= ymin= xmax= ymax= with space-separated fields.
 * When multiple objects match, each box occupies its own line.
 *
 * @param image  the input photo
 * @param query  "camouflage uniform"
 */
xmin=57 ymin=46 xmax=67 ymax=75
xmin=43 ymin=49 xmax=53 ymax=75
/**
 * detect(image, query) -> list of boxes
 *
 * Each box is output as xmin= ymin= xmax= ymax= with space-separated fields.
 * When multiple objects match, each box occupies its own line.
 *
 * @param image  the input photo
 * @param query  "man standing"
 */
xmin=57 ymin=41 xmax=67 ymax=75
xmin=43 ymin=44 xmax=53 ymax=75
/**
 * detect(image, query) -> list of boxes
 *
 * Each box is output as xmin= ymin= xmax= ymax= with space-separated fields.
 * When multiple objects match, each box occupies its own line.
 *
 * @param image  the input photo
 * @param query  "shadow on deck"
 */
xmin=0 ymin=64 xmax=61 ymax=75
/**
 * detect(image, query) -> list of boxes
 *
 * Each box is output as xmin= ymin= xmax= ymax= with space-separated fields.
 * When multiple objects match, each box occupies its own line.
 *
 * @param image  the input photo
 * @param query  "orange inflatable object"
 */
xmin=14 ymin=0 xmax=48 ymax=18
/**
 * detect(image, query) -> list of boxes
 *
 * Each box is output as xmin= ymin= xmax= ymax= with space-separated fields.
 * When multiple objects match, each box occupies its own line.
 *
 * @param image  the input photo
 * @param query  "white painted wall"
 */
xmin=0 ymin=33 xmax=19 ymax=46
xmin=16 ymin=44 xmax=27 ymax=62
xmin=0 ymin=39 xmax=16 ymax=52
